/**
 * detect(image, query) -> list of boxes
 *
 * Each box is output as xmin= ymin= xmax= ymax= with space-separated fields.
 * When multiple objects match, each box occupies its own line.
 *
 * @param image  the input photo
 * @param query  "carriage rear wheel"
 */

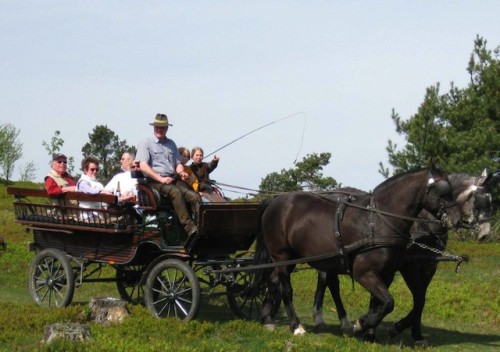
xmin=29 ymin=248 xmax=75 ymax=308
xmin=144 ymin=259 xmax=201 ymax=321
xmin=227 ymin=270 xmax=281 ymax=320
xmin=116 ymin=265 xmax=146 ymax=305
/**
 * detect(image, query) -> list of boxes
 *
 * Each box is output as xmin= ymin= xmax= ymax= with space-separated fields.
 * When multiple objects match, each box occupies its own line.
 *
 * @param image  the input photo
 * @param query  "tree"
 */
xmin=18 ymin=162 xmax=37 ymax=182
xmin=259 ymin=152 xmax=337 ymax=195
xmin=380 ymin=36 xmax=499 ymax=176
xmin=42 ymin=130 xmax=76 ymax=174
xmin=81 ymin=125 xmax=135 ymax=182
xmin=0 ymin=123 xmax=23 ymax=182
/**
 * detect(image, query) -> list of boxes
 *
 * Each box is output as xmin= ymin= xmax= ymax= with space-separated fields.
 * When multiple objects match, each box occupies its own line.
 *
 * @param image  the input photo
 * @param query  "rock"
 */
xmin=43 ymin=323 xmax=91 ymax=344
xmin=89 ymin=297 xmax=129 ymax=324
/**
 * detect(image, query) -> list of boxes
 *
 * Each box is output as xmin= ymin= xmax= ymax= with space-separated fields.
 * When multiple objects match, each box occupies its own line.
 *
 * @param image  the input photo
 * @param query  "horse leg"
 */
xmin=363 ymin=294 xmax=386 ymax=343
xmin=279 ymin=270 xmax=305 ymax=335
xmin=313 ymin=272 xmax=353 ymax=333
xmin=261 ymin=269 xmax=280 ymax=329
xmin=312 ymin=271 xmax=327 ymax=330
xmin=326 ymin=272 xmax=353 ymax=334
xmin=353 ymin=271 xmax=396 ymax=336
xmin=390 ymin=261 xmax=436 ymax=346
xmin=364 ymin=273 xmax=397 ymax=343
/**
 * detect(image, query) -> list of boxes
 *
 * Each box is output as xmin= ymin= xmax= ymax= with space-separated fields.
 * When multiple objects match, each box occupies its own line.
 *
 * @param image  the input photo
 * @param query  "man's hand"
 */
xmin=160 ymin=176 xmax=175 ymax=184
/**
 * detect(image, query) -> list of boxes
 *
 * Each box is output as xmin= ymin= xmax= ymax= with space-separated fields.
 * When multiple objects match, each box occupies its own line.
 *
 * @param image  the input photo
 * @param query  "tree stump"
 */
xmin=44 ymin=323 xmax=91 ymax=344
xmin=89 ymin=297 xmax=129 ymax=324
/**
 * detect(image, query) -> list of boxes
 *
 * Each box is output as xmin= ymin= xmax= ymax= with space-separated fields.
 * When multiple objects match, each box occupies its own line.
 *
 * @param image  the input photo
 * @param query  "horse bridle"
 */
xmin=426 ymin=176 xmax=458 ymax=229
xmin=459 ymin=181 xmax=492 ymax=233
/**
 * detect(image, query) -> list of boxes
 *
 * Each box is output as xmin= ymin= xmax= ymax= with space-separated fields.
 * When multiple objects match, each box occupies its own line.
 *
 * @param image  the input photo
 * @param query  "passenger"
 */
xmin=135 ymin=113 xmax=200 ymax=238
xmin=44 ymin=153 xmax=77 ymax=196
xmin=177 ymin=147 xmax=199 ymax=192
xmin=190 ymin=147 xmax=225 ymax=202
xmin=104 ymin=151 xmax=137 ymax=202
xmin=76 ymin=156 xmax=111 ymax=209
xmin=190 ymin=147 xmax=219 ymax=193
xmin=44 ymin=153 xmax=77 ymax=206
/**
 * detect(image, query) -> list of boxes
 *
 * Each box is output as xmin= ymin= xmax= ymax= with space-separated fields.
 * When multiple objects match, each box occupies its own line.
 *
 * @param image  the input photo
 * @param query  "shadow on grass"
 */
xmin=198 ymin=298 xmax=499 ymax=349
xmin=307 ymin=320 xmax=500 ymax=349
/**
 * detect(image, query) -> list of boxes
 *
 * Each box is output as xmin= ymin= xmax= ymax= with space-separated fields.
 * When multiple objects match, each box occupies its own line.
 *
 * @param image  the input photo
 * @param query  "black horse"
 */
xmin=255 ymin=166 xmax=462 ymax=336
xmin=311 ymin=170 xmax=493 ymax=345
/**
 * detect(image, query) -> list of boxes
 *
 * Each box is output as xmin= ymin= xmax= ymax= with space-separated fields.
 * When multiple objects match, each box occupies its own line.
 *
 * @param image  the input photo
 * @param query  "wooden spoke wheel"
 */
xmin=144 ymin=259 xmax=201 ymax=321
xmin=29 ymin=248 xmax=75 ymax=308
xmin=116 ymin=265 xmax=146 ymax=305
xmin=227 ymin=269 xmax=281 ymax=320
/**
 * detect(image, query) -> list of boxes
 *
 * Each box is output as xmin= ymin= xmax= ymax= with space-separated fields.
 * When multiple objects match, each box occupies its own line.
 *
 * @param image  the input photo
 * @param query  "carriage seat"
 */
xmin=136 ymin=183 xmax=174 ymax=209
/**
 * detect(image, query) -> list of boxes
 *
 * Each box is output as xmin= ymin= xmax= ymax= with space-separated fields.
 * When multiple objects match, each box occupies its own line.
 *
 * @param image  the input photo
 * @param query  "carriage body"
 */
xmin=7 ymin=185 xmax=263 ymax=321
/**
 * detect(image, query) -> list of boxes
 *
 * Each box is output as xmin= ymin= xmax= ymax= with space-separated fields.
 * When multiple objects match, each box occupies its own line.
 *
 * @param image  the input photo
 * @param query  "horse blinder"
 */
xmin=433 ymin=179 xmax=451 ymax=196
xmin=427 ymin=177 xmax=457 ymax=229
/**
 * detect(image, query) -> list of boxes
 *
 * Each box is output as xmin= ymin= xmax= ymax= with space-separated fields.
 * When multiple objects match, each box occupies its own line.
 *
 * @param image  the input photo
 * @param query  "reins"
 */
xmin=214 ymin=180 xmax=445 ymax=226
xmin=315 ymin=193 xmax=443 ymax=225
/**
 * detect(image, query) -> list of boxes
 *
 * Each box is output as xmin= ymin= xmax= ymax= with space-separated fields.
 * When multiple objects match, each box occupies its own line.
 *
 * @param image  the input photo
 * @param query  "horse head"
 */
xmin=424 ymin=165 xmax=462 ymax=230
xmin=453 ymin=169 xmax=493 ymax=241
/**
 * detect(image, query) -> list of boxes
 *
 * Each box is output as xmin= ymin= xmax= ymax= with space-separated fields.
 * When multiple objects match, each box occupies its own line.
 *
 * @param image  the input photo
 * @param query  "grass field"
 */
xmin=0 ymin=182 xmax=499 ymax=351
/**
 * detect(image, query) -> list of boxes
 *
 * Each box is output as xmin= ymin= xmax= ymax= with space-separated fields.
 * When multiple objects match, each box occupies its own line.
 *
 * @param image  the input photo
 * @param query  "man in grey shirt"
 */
xmin=136 ymin=113 xmax=200 ymax=237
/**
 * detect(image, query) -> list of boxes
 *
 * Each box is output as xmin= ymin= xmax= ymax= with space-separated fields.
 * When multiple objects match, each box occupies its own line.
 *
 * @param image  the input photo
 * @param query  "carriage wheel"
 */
xmin=116 ymin=265 xmax=146 ymax=305
xmin=144 ymin=259 xmax=201 ymax=321
xmin=29 ymin=248 xmax=75 ymax=308
xmin=227 ymin=270 xmax=281 ymax=320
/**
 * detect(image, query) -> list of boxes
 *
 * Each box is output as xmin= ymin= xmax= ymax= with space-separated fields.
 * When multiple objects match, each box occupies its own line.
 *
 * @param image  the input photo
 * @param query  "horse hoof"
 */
xmin=340 ymin=320 xmax=354 ymax=334
xmin=387 ymin=325 xmax=401 ymax=338
xmin=363 ymin=333 xmax=376 ymax=343
xmin=264 ymin=324 xmax=276 ymax=331
xmin=353 ymin=320 xmax=363 ymax=335
xmin=293 ymin=325 xmax=306 ymax=336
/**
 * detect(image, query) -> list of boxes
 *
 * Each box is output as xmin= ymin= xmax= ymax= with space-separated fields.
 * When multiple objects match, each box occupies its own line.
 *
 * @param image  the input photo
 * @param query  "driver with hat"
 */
xmin=136 ymin=113 xmax=200 ymax=238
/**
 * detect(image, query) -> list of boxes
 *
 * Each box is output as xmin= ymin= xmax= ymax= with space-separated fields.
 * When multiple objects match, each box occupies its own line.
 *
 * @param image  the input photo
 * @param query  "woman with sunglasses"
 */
xmin=44 ymin=153 xmax=77 ymax=196
xmin=76 ymin=156 xmax=112 ymax=209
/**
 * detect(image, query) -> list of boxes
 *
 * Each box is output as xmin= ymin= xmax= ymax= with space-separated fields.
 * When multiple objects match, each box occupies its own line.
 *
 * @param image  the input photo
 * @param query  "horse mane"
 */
xmin=448 ymin=173 xmax=474 ymax=186
xmin=373 ymin=168 xmax=428 ymax=192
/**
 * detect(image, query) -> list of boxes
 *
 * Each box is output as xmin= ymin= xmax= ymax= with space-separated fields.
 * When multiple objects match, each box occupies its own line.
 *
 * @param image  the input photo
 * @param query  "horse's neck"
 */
xmin=374 ymin=175 xmax=427 ymax=218
xmin=412 ymin=208 xmax=446 ymax=238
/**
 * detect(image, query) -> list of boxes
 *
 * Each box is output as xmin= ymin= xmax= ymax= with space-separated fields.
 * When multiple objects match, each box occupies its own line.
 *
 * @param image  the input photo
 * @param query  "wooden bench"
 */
xmin=7 ymin=187 xmax=135 ymax=233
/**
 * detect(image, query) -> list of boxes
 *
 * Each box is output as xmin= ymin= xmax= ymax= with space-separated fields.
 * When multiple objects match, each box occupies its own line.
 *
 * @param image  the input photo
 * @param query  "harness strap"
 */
xmin=334 ymin=202 xmax=349 ymax=273
xmin=210 ymin=235 xmax=406 ymax=274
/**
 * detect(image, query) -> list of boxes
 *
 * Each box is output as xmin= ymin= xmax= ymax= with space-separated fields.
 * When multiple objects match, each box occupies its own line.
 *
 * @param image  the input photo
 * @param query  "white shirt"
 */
xmin=104 ymin=171 xmax=138 ymax=196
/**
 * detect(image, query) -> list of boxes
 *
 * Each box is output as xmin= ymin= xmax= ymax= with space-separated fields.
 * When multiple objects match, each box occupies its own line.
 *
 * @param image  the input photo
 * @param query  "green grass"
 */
xmin=0 ymin=182 xmax=499 ymax=351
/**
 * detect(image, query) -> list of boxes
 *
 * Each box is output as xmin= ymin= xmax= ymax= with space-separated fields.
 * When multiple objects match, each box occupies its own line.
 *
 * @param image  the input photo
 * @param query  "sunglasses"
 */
xmin=89 ymin=168 xmax=100 ymax=172
xmin=56 ymin=160 xmax=68 ymax=164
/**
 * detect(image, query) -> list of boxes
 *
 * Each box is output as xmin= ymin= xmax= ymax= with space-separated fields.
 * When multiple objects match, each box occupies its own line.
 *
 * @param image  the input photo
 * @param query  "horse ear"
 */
xmin=429 ymin=162 xmax=444 ymax=177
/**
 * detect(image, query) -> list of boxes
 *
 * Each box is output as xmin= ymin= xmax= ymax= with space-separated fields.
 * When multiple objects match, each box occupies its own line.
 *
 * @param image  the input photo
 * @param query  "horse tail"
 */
xmin=252 ymin=197 xmax=274 ymax=289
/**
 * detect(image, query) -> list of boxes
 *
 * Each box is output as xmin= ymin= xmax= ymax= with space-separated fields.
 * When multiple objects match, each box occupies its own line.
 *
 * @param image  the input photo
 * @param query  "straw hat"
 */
xmin=149 ymin=113 xmax=173 ymax=127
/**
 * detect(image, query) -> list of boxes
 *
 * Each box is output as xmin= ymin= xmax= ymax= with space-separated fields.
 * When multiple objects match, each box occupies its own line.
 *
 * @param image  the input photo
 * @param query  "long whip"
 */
xmin=204 ymin=112 xmax=306 ymax=163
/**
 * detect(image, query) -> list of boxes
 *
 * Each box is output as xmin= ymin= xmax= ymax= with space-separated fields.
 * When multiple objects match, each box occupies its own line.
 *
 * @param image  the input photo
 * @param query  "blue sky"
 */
xmin=1 ymin=1 xmax=499 ymax=197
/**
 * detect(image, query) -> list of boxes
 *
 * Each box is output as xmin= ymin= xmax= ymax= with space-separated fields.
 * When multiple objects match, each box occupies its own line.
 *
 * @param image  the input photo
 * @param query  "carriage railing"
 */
xmin=7 ymin=187 xmax=135 ymax=233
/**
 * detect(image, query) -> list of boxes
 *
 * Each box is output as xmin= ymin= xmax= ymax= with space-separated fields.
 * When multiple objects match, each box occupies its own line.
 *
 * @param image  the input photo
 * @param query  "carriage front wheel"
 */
xmin=29 ymin=248 xmax=75 ymax=308
xmin=116 ymin=265 xmax=146 ymax=305
xmin=144 ymin=259 xmax=201 ymax=321
xmin=227 ymin=269 xmax=281 ymax=320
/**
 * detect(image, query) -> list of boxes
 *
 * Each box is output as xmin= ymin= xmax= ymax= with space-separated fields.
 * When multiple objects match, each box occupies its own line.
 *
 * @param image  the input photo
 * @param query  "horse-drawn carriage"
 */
xmin=7 ymin=180 xmax=265 ymax=321
xmin=7 ymin=165 xmax=494 ymax=346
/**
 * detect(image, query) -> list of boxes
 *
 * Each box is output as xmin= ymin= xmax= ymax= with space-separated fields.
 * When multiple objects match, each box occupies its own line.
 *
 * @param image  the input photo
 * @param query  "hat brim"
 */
xmin=149 ymin=123 xmax=172 ymax=127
